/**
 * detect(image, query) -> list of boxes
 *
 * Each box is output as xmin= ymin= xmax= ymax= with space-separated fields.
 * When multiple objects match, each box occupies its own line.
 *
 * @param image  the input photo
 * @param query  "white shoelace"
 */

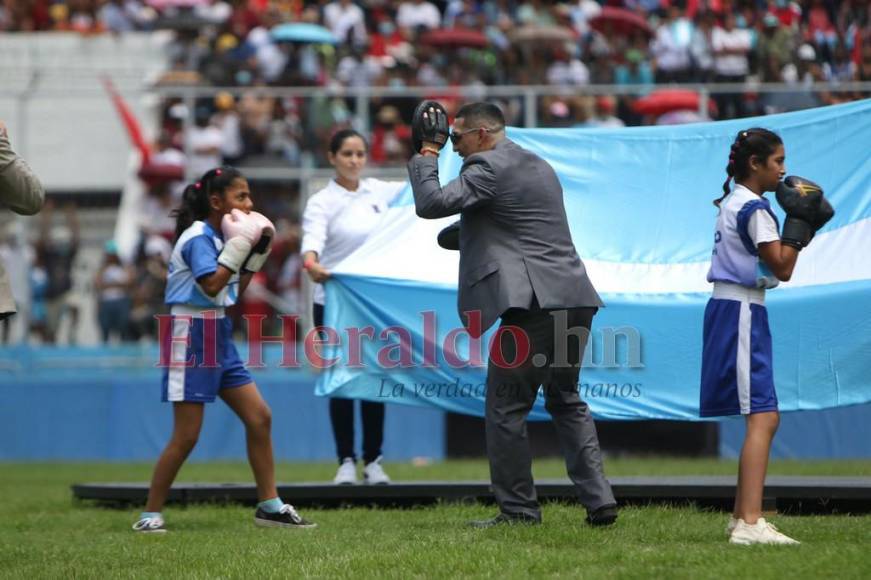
xmin=279 ymin=504 xmax=302 ymax=523
xmin=133 ymin=517 xmax=163 ymax=531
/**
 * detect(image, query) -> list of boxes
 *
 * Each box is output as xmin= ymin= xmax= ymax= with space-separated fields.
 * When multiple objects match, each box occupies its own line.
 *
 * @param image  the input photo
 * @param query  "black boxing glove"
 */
xmin=775 ymin=175 xmax=824 ymax=250
xmin=437 ymin=221 xmax=460 ymax=250
xmin=412 ymin=100 xmax=449 ymax=154
xmin=812 ymin=195 xmax=835 ymax=233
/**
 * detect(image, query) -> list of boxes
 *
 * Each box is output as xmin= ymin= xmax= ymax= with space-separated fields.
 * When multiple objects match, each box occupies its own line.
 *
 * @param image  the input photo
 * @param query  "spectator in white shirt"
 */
xmin=712 ymin=13 xmax=752 ymax=79
xmin=650 ymin=5 xmax=694 ymax=83
xmin=301 ymin=129 xmax=405 ymax=486
xmin=185 ymin=107 xmax=224 ymax=178
xmin=711 ymin=13 xmax=752 ymax=119
xmin=690 ymin=10 xmax=716 ymax=82
xmin=546 ymin=51 xmax=590 ymax=86
xmin=396 ymin=0 xmax=442 ymax=35
xmin=212 ymin=92 xmax=244 ymax=164
xmin=324 ymin=0 xmax=368 ymax=47
xmin=336 ymin=48 xmax=384 ymax=88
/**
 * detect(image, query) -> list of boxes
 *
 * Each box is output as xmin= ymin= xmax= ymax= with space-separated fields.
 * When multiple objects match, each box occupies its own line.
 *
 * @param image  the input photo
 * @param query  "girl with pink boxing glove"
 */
xmin=133 ymin=166 xmax=315 ymax=534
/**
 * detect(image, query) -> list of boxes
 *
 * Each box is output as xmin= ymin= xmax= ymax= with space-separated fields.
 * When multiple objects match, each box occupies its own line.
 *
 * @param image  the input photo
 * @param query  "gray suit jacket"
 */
xmin=408 ymin=138 xmax=602 ymax=336
xmin=0 ymin=130 xmax=45 ymax=315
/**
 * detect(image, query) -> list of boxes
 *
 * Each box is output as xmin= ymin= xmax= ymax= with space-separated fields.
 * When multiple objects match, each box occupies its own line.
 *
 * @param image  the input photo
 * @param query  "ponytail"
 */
xmin=171 ymin=166 xmax=244 ymax=240
xmin=714 ymin=128 xmax=782 ymax=208
xmin=714 ymin=138 xmax=744 ymax=208
xmin=172 ymin=182 xmax=209 ymax=241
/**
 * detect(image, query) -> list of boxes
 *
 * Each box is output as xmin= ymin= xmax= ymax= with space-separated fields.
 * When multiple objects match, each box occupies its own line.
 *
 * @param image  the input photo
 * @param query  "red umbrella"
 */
xmin=138 ymin=162 xmax=185 ymax=186
xmin=632 ymin=90 xmax=716 ymax=117
xmin=589 ymin=7 xmax=652 ymax=38
xmin=420 ymin=28 xmax=489 ymax=49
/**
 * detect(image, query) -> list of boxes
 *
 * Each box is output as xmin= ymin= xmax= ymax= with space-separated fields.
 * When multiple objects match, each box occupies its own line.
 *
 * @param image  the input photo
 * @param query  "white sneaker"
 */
xmin=729 ymin=518 xmax=800 ymax=545
xmin=333 ymin=457 xmax=357 ymax=485
xmin=726 ymin=516 xmax=738 ymax=535
xmin=363 ymin=456 xmax=391 ymax=485
xmin=132 ymin=516 xmax=166 ymax=533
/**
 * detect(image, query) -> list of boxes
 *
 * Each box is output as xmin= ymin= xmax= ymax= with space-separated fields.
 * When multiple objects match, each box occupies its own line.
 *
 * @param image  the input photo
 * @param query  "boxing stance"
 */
xmin=408 ymin=101 xmax=617 ymax=528
xmin=134 ymin=167 xmax=315 ymax=532
xmin=701 ymin=129 xmax=833 ymax=545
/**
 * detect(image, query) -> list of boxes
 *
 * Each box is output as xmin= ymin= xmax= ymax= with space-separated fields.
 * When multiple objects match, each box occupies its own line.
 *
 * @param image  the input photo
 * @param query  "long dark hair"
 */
xmin=172 ymin=166 xmax=244 ymax=240
xmin=714 ymin=128 xmax=783 ymax=207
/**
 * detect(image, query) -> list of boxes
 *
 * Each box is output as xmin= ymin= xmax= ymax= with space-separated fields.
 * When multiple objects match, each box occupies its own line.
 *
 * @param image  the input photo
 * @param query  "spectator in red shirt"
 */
xmin=369 ymin=106 xmax=411 ymax=166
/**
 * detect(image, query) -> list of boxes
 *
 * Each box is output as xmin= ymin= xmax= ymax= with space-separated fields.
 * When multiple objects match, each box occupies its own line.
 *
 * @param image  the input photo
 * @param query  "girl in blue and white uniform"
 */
xmin=702 ymin=129 xmax=800 ymax=545
xmin=133 ymin=167 xmax=315 ymax=533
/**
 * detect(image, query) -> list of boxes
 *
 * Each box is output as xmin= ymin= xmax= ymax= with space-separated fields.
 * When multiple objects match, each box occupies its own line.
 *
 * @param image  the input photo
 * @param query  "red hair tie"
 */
xmin=215 ymin=168 xmax=222 ymax=176
xmin=195 ymin=182 xmax=202 ymax=189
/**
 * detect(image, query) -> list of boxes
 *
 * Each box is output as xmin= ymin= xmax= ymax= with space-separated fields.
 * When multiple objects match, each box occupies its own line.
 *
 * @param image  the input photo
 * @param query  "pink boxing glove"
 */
xmin=243 ymin=211 xmax=276 ymax=273
xmin=248 ymin=211 xmax=275 ymax=249
xmin=218 ymin=209 xmax=262 ymax=273
xmin=221 ymin=209 xmax=262 ymax=245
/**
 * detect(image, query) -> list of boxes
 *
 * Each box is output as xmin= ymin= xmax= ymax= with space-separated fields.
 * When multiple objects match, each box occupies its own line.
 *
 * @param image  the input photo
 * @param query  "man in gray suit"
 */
xmin=408 ymin=102 xmax=617 ymax=527
xmin=0 ymin=120 xmax=45 ymax=320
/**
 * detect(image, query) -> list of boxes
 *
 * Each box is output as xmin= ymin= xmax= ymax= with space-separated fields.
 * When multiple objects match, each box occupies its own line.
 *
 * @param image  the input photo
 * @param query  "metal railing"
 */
xmin=148 ymin=81 xmax=871 ymax=130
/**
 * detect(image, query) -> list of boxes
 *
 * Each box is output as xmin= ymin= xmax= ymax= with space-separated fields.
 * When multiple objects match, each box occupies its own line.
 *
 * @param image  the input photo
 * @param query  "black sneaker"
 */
xmin=254 ymin=504 xmax=317 ymax=529
xmin=469 ymin=512 xmax=541 ymax=529
xmin=586 ymin=504 xmax=618 ymax=527
xmin=132 ymin=516 xmax=166 ymax=533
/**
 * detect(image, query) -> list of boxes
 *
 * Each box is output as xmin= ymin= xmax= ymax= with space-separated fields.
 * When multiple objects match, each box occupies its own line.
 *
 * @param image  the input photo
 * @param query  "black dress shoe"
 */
xmin=469 ymin=512 xmax=541 ymax=529
xmin=586 ymin=504 xmax=618 ymax=527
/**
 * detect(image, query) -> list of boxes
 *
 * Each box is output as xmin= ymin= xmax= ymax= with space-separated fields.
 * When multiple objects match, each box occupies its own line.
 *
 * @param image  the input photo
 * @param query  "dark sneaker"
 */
xmin=586 ymin=504 xmax=618 ymax=527
xmin=254 ymin=504 xmax=317 ymax=529
xmin=132 ymin=516 xmax=166 ymax=533
xmin=469 ymin=512 xmax=541 ymax=529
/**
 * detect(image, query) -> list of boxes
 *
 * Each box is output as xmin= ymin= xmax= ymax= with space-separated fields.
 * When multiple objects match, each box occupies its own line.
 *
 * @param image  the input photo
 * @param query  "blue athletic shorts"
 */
xmin=161 ymin=314 xmax=252 ymax=403
xmin=700 ymin=296 xmax=778 ymax=417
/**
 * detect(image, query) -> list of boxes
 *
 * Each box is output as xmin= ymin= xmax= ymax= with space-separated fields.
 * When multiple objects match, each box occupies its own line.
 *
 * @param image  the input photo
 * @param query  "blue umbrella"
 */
xmin=270 ymin=23 xmax=337 ymax=45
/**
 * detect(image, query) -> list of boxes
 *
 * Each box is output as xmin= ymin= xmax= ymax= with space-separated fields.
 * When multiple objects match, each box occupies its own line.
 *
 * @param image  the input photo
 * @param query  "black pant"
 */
xmin=485 ymin=304 xmax=615 ymax=518
xmin=314 ymin=303 xmax=385 ymax=464
xmin=714 ymin=73 xmax=747 ymax=120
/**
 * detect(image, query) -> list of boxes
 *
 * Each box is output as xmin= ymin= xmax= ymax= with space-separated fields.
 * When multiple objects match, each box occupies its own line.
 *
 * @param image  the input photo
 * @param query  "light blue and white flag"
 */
xmin=316 ymin=99 xmax=871 ymax=420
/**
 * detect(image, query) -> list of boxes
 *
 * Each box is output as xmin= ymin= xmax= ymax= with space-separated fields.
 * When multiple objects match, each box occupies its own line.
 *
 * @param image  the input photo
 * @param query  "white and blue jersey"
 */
xmin=166 ymin=221 xmax=239 ymax=307
xmin=700 ymin=184 xmax=781 ymax=417
xmin=707 ymin=184 xmax=781 ymax=289
xmin=161 ymin=220 xmax=251 ymax=403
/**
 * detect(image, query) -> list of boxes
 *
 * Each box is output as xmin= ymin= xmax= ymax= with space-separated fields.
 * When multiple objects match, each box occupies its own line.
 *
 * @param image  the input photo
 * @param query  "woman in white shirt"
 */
xmin=301 ymin=129 xmax=405 ymax=485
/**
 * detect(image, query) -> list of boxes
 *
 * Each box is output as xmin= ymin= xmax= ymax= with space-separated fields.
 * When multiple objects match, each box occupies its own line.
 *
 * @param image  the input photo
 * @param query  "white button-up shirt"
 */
xmin=301 ymin=178 xmax=405 ymax=304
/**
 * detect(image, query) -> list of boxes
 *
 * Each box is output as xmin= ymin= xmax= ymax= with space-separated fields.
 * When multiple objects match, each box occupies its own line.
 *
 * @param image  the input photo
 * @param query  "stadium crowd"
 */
xmin=1 ymin=0 xmax=869 ymax=344
xmin=3 ymin=1 xmax=870 ymax=152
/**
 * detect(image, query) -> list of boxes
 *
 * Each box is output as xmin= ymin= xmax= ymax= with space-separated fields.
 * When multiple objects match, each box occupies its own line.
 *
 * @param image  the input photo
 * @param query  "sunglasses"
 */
xmin=449 ymin=127 xmax=498 ymax=145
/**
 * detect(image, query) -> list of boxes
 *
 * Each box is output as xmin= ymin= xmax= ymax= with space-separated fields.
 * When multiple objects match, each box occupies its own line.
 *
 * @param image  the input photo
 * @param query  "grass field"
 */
xmin=2 ymin=458 xmax=871 ymax=579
